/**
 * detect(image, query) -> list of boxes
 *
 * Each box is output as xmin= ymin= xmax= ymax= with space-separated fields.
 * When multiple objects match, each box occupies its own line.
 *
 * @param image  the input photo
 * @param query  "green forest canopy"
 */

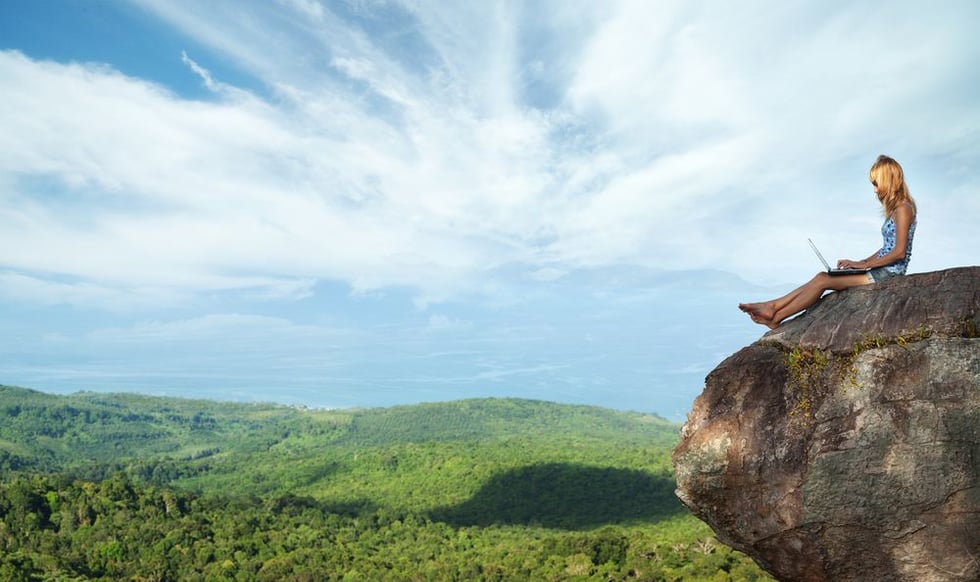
xmin=0 ymin=385 xmax=773 ymax=581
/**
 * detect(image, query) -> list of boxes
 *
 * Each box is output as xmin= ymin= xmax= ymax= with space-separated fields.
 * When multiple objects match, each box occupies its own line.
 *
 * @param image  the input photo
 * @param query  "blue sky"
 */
xmin=1 ymin=1 xmax=978 ymax=419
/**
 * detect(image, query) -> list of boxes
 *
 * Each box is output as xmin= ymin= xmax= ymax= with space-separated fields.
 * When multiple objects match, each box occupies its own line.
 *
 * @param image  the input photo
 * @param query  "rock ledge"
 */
xmin=672 ymin=267 xmax=980 ymax=582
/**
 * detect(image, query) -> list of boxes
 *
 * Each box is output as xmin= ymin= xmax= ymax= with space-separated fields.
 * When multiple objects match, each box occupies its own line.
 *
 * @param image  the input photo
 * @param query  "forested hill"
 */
xmin=0 ymin=385 xmax=676 ymax=474
xmin=0 ymin=385 xmax=773 ymax=580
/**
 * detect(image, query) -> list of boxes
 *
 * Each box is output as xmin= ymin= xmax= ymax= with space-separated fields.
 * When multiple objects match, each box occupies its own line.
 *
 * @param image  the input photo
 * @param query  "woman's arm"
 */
xmin=837 ymin=204 xmax=915 ymax=269
xmin=843 ymin=205 xmax=915 ymax=269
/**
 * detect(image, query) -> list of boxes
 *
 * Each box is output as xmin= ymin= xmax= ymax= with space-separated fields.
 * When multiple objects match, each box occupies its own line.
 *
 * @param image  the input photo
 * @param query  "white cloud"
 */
xmin=180 ymin=50 xmax=218 ymax=91
xmin=2 ymin=0 xmax=978 ymax=312
xmin=0 ymin=271 xmax=191 ymax=311
xmin=276 ymin=0 xmax=324 ymax=23
xmin=562 ymin=1 xmax=980 ymax=281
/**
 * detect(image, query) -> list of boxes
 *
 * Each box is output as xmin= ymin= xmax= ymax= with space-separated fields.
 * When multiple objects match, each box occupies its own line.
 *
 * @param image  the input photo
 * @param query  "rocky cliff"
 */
xmin=672 ymin=267 xmax=980 ymax=582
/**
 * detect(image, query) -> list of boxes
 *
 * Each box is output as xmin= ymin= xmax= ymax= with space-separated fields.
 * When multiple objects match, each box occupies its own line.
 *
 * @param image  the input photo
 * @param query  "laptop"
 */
xmin=808 ymin=238 xmax=870 ymax=276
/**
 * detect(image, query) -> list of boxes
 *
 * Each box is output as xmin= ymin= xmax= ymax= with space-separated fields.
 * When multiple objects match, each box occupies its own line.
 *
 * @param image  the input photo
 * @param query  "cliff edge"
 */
xmin=672 ymin=267 xmax=980 ymax=582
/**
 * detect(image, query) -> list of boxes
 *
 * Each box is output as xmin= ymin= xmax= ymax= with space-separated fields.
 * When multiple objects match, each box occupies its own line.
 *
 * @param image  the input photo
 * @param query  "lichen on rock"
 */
xmin=673 ymin=267 xmax=980 ymax=582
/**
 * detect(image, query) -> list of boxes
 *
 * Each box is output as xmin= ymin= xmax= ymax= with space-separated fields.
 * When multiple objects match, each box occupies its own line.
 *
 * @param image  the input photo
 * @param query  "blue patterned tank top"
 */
xmin=877 ymin=209 xmax=916 ymax=275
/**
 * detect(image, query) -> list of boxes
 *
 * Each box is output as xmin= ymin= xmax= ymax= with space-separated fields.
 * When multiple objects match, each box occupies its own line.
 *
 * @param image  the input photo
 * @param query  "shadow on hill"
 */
xmin=267 ymin=493 xmax=378 ymax=518
xmin=430 ymin=463 xmax=683 ymax=530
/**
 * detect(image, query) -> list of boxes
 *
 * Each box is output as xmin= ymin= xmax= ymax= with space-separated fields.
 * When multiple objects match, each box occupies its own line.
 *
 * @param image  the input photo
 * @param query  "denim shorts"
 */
xmin=868 ymin=266 xmax=900 ymax=283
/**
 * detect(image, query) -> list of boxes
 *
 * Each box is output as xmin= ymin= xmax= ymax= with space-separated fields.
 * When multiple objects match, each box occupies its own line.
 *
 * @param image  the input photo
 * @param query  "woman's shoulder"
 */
xmin=892 ymin=201 xmax=916 ymax=218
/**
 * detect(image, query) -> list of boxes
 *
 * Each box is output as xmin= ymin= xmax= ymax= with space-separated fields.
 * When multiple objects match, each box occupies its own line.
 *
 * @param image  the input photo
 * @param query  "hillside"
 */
xmin=0 ymin=384 xmax=336 ymax=472
xmin=0 ymin=386 xmax=681 ymax=521
xmin=0 ymin=385 xmax=773 ymax=580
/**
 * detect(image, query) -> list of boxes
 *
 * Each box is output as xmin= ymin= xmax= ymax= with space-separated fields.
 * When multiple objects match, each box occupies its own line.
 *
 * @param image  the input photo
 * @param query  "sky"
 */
xmin=1 ymin=0 xmax=978 ymax=419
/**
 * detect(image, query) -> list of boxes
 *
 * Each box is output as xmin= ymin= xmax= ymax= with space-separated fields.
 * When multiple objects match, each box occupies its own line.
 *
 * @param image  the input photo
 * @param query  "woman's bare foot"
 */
xmin=738 ymin=302 xmax=776 ymax=327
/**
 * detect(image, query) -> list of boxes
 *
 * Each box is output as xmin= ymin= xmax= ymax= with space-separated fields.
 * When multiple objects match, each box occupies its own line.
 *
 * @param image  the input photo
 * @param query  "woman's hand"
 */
xmin=837 ymin=259 xmax=866 ymax=269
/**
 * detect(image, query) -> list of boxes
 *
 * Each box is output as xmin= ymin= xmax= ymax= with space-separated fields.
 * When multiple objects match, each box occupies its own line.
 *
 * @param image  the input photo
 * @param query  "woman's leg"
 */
xmin=740 ymin=272 xmax=872 ymax=328
xmin=738 ymin=278 xmax=817 ymax=324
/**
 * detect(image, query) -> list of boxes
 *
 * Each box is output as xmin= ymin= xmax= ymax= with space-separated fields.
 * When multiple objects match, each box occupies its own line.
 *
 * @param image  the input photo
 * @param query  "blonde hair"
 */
xmin=869 ymin=155 xmax=916 ymax=217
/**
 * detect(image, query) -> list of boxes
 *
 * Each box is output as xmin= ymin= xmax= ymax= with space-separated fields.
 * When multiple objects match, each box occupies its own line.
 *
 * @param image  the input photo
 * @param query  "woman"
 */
xmin=739 ymin=155 xmax=917 ymax=329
